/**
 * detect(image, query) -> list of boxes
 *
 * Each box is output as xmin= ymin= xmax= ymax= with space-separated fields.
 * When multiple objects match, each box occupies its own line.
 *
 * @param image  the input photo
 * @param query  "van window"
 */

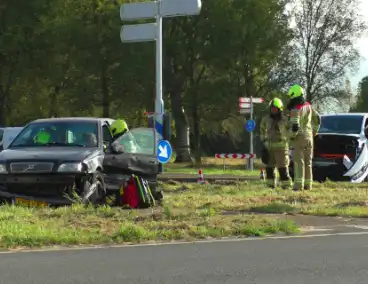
xmin=319 ymin=115 xmax=363 ymax=135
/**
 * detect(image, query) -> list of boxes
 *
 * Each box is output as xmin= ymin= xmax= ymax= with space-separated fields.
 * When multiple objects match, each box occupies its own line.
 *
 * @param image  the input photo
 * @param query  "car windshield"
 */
xmin=10 ymin=121 xmax=99 ymax=148
xmin=117 ymin=128 xmax=157 ymax=155
xmin=318 ymin=115 xmax=363 ymax=135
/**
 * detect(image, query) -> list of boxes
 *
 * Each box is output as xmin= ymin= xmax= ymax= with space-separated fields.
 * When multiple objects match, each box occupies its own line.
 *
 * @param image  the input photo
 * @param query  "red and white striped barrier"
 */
xmin=215 ymin=153 xmax=256 ymax=159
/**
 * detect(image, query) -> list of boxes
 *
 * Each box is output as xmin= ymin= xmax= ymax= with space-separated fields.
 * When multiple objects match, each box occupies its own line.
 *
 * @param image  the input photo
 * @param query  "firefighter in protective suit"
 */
xmin=260 ymin=98 xmax=292 ymax=189
xmin=287 ymin=84 xmax=321 ymax=191
xmin=109 ymin=119 xmax=138 ymax=153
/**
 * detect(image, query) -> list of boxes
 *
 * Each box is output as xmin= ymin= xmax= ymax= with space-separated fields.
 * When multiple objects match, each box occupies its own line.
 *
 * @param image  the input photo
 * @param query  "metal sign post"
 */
xmin=238 ymin=96 xmax=264 ymax=171
xmin=120 ymin=0 xmax=201 ymax=172
xmin=249 ymin=96 xmax=254 ymax=170
xmin=120 ymin=0 xmax=202 ymax=142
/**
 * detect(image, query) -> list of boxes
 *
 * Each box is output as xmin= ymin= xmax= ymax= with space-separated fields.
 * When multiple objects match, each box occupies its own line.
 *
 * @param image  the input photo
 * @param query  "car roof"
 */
xmin=322 ymin=113 xmax=368 ymax=117
xmin=30 ymin=117 xmax=115 ymax=124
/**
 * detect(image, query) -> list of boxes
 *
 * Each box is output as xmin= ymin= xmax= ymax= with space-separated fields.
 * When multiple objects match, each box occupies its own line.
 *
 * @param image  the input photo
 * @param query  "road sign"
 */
xmin=120 ymin=0 xmax=202 ymax=147
xmin=245 ymin=119 xmax=256 ymax=132
xmin=120 ymin=2 xmax=158 ymax=21
xmin=237 ymin=96 xmax=262 ymax=171
xmin=160 ymin=0 xmax=202 ymax=17
xmin=239 ymin=97 xmax=264 ymax=103
xmin=239 ymin=109 xmax=251 ymax=114
xmin=157 ymin=140 xmax=172 ymax=164
xmin=120 ymin=23 xmax=157 ymax=42
xmin=239 ymin=102 xmax=250 ymax=108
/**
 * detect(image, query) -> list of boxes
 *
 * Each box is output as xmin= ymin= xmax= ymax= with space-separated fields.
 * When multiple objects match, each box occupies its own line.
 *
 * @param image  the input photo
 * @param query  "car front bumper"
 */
xmin=312 ymin=160 xmax=350 ymax=181
xmin=290 ymin=159 xmax=351 ymax=182
xmin=0 ymin=173 xmax=85 ymax=206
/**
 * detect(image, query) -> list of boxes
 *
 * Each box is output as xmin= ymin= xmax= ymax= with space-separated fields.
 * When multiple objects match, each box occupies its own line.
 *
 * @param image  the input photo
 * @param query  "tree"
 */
xmin=289 ymin=0 xmax=366 ymax=103
xmin=163 ymin=0 xmax=293 ymax=164
xmin=351 ymin=76 xmax=368 ymax=112
xmin=0 ymin=0 xmax=50 ymax=125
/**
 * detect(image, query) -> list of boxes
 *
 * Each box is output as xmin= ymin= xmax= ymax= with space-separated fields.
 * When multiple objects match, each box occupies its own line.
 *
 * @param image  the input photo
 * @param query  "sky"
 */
xmin=350 ymin=0 xmax=368 ymax=92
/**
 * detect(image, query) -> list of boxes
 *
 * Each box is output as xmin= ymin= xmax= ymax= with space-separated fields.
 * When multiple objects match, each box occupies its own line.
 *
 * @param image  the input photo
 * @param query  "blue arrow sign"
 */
xmin=157 ymin=140 xmax=172 ymax=164
xmin=245 ymin=119 xmax=256 ymax=132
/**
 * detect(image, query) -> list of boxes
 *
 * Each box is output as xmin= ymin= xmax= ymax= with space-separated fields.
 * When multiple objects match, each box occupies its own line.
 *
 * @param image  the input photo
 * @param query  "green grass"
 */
xmin=0 ymin=202 xmax=298 ymax=249
xmin=162 ymin=180 xmax=368 ymax=218
xmin=164 ymin=157 xmax=262 ymax=176
xmin=4 ymin=179 xmax=368 ymax=250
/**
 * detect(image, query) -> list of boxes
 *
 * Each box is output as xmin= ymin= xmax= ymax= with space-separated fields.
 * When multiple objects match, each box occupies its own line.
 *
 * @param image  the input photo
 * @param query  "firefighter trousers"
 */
xmin=265 ymin=148 xmax=292 ymax=189
xmin=290 ymin=135 xmax=313 ymax=190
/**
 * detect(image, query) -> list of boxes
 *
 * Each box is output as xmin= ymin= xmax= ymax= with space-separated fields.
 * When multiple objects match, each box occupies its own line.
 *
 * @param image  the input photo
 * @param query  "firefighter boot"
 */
xmin=265 ymin=167 xmax=276 ymax=189
xmin=278 ymin=167 xmax=292 ymax=190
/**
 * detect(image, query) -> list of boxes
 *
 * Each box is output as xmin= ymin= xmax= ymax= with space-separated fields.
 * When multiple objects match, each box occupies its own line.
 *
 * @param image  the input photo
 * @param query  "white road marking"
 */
xmin=346 ymin=225 xmax=368 ymax=230
xmin=0 ymin=228 xmax=368 ymax=255
xmin=300 ymin=226 xmax=334 ymax=232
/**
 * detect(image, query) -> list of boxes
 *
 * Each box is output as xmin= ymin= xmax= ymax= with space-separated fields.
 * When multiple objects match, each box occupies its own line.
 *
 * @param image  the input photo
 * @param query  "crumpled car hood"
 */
xmin=0 ymin=147 xmax=98 ymax=162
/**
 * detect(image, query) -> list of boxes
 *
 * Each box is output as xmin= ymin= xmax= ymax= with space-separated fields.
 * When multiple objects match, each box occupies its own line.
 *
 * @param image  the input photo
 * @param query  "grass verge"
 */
xmin=165 ymin=157 xmax=261 ymax=176
xmin=0 ymin=203 xmax=297 ymax=249
xmin=5 ymin=179 xmax=366 ymax=250
xmin=162 ymin=180 xmax=368 ymax=218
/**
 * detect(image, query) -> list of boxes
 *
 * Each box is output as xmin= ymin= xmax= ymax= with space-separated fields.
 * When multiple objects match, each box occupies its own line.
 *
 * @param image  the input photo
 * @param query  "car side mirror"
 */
xmin=111 ymin=142 xmax=125 ymax=154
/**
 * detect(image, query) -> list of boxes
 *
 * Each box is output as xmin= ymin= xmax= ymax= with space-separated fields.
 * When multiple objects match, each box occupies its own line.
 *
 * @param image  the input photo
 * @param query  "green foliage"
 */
xmin=0 ymin=0 xmax=364 ymax=155
xmin=289 ymin=0 xmax=365 ymax=103
xmin=351 ymin=76 xmax=368 ymax=112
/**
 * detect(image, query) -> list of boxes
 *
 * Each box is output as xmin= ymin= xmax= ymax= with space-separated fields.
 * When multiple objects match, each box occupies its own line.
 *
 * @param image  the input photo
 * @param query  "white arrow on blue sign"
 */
xmin=157 ymin=140 xmax=172 ymax=164
xmin=245 ymin=119 xmax=256 ymax=132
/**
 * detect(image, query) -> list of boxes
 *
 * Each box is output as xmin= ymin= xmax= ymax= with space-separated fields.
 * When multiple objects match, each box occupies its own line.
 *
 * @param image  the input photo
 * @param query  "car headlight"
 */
xmin=57 ymin=163 xmax=82 ymax=172
xmin=0 ymin=164 xmax=7 ymax=174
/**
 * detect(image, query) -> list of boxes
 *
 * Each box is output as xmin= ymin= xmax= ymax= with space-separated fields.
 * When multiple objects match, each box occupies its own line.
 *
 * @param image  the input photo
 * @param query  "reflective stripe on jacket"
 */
xmin=260 ymin=115 xmax=289 ymax=150
xmin=289 ymin=102 xmax=321 ymax=138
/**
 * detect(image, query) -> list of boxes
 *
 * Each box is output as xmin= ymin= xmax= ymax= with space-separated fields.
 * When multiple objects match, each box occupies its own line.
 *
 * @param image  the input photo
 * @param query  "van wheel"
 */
xmin=82 ymin=172 xmax=106 ymax=206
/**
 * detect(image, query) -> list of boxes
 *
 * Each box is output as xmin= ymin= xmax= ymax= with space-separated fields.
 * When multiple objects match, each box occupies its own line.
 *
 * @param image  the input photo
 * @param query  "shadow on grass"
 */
xmin=249 ymin=203 xmax=298 ymax=214
xmin=222 ymin=202 xmax=299 ymax=216
xmin=333 ymin=201 xmax=368 ymax=208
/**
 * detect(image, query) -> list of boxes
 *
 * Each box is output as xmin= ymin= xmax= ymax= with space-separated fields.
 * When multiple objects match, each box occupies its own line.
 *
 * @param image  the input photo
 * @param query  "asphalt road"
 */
xmin=1 ymin=233 xmax=368 ymax=284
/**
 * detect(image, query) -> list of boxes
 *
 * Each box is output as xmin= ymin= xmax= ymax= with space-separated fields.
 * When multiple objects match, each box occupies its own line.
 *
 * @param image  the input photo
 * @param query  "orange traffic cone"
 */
xmin=197 ymin=169 xmax=206 ymax=184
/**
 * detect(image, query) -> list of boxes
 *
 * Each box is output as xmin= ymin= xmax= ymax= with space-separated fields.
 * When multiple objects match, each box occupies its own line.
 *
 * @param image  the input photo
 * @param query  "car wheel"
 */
xmin=82 ymin=172 xmax=106 ymax=206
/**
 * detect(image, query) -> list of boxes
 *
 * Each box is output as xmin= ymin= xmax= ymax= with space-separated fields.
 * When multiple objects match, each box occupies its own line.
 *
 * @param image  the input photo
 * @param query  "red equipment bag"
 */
xmin=120 ymin=176 xmax=140 ymax=208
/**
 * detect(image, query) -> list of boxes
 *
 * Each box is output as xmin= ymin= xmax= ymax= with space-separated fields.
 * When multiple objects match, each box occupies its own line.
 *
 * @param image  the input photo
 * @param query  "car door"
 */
xmin=103 ymin=127 xmax=159 ymax=186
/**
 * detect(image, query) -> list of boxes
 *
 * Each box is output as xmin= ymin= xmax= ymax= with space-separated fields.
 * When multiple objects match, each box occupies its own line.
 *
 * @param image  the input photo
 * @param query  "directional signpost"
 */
xmin=120 ymin=0 xmax=202 ymax=142
xmin=157 ymin=140 xmax=172 ymax=164
xmin=238 ymin=96 xmax=264 ymax=170
xmin=121 ymin=0 xmax=201 ymax=172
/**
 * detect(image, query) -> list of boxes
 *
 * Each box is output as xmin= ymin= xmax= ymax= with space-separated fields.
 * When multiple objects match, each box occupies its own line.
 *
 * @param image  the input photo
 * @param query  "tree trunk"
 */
xmin=170 ymin=91 xmax=193 ymax=163
xmin=192 ymin=104 xmax=201 ymax=167
xmin=101 ymin=64 xmax=110 ymax=117
xmin=49 ymin=86 xmax=61 ymax=117
xmin=0 ymin=94 xmax=6 ymax=126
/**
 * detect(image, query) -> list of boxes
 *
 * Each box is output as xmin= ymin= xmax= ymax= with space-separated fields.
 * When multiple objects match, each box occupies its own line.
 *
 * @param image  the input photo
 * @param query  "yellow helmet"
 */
xmin=33 ymin=131 xmax=51 ymax=144
xmin=287 ymin=84 xmax=304 ymax=99
xmin=110 ymin=119 xmax=128 ymax=137
xmin=269 ymin=98 xmax=284 ymax=111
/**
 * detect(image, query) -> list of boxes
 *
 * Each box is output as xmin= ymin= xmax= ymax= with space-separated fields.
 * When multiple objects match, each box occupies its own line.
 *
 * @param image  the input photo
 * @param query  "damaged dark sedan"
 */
xmin=0 ymin=117 xmax=161 ymax=207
